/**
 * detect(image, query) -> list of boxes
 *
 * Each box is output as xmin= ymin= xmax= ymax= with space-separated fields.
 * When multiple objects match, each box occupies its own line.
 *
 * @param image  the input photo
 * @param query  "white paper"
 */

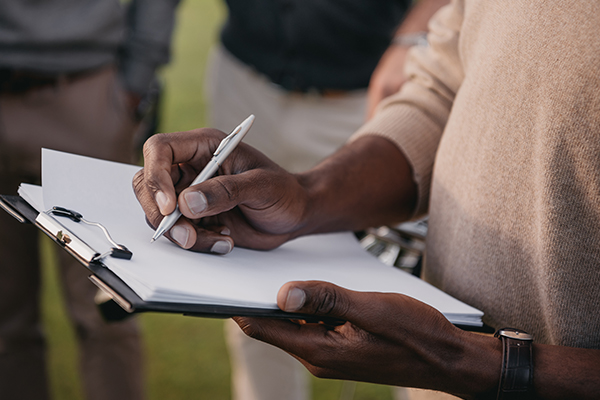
xmin=18 ymin=183 xmax=44 ymax=211
xmin=27 ymin=149 xmax=483 ymax=325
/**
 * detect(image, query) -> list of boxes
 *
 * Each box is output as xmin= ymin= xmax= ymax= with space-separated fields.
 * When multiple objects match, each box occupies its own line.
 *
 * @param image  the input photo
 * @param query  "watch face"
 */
xmin=496 ymin=328 xmax=533 ymax=341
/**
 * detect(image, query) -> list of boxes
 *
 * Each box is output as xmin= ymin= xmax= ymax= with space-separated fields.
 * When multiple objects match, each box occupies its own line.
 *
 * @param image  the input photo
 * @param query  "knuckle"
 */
xmin=237 ymin=319 xmax=264 ymax=341
xmin=143 ymin=204 xmax=164 ymax=228
xmin=142 ymin=133 xmax=172 ymax=160
xmin=215 ymin=178 xmax=240 ymax=203
xmin=132 ymin=170 xmax=144 ymax=191
xmin=312 ymin=286 xmax=350 ymax=318
xmin=316 ymin=289 xmax=337 ymax=314
xmin=142 ymin=133 xmax=160 ymax=155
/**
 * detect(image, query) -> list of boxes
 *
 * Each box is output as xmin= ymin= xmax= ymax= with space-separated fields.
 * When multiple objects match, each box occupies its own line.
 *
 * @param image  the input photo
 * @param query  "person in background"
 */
xmin=0 ymin=1 xmax=178 ymax=399
xmin=134 ymin=0 xmax=600 ymax=398
xmin=204 ymin=1 xmax=449 ymax=399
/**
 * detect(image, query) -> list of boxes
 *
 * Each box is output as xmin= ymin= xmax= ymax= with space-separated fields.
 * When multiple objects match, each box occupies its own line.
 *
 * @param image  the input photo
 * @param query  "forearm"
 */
xmin=295 ymin=135 xmax=417 ymax=235
xmin=449 ymin=333 xmax=600 ymax=399
xmin=396 ymin=0 xmax=451 ymax=36
xmin=366 ymin=0 xmax=451 ymax=120
xmin=533 ymin=344 xmax=600 ymax=399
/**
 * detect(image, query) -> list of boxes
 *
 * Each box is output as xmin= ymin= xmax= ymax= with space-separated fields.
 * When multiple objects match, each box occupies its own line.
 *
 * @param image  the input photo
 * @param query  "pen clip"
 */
xmin=213 ymin=126 xmax=241 ymax=156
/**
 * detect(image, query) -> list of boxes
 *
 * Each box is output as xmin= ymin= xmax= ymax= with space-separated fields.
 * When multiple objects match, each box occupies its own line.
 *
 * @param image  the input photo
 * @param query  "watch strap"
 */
xmin=497 ymin=334 xmax=533 ymax=399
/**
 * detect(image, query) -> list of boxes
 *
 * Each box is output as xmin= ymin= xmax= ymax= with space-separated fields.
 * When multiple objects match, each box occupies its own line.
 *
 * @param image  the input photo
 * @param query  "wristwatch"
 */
xmin=392 ymin=32 xmax=429 ymax=47
xmin=494 ymin=328 xmax=534 ymax=400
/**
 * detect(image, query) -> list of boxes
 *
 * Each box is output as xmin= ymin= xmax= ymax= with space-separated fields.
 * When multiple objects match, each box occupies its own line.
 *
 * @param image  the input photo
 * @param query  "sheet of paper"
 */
xmin=35 ymin=149 xmax=483 ymax=325
xmin=18 ymin=183 xmax=44 ymax=211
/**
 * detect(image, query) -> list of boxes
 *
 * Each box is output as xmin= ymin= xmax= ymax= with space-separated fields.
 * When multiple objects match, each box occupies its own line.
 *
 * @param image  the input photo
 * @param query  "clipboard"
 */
xmin=0 ymin=193 xmax=342 ymax=324
xmin=0 ymin=148 xmax=490 ymax=332
xmin=0 ymin=192 xmax=493 ymax=333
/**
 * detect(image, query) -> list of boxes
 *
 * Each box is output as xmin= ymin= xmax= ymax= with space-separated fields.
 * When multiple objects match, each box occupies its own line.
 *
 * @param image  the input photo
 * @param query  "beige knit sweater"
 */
xmin=353 ymin=0 xmax=600 ymax=348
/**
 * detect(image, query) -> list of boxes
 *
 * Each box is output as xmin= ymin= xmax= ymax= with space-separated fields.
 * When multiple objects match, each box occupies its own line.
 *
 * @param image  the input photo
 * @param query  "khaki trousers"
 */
xmin=0 ymin=66 xmax=144 ymax=400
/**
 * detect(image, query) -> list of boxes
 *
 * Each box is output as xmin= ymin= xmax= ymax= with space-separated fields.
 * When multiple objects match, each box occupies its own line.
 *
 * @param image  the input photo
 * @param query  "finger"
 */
xmin=233 ymin=316 xmax=372 ymax=382
xmin=206 ymin=207 xmax=289 ymax=250
xmin=133 ymin=169 xmax=164 ymax=228
xmin=233 ymin=316 xmax=343 ymax=366
xmin=162 ymin=219 xmax=234 ymax=254
xmin=276 ymin=281 xmax=415 ymax=333
xmin=178 ymin=169 xmax=269 ymax=217
xmin=185 ymin=223 xmax=234 ymax=254
xmin=141 ymin=129 xmax=225 ymax=216
xmin=279 ymin=281 xmax=460 ymax=341
xmin=184 ymin=208 xmax=287 ymax=252
xmin=173 ymin=162 xmax=200 ymax=193
xmin=178 ymin=168 xmax=302 ymax=235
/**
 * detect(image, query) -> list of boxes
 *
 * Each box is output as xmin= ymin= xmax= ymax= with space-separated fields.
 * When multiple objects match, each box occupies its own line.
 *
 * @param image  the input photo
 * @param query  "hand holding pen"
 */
xmin=151 ymin=114 xmax=255 ymax=243
xmin=133 ymin=113 xmax=311 ymax=254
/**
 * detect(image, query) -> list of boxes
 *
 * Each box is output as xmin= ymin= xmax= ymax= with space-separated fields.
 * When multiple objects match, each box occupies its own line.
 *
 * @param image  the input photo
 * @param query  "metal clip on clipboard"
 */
xmin=35 ymin=206 xmax=132 ymax=265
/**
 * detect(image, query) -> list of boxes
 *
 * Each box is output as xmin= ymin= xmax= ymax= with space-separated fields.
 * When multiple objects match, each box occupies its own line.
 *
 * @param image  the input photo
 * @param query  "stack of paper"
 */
xmin=19 ymin=149 xmax=483 ymax=327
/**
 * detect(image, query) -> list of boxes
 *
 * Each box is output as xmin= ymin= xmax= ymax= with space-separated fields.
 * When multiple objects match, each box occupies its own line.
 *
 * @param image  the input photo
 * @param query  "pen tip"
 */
xmin=150 ymin=238 xmax=156 ymax=243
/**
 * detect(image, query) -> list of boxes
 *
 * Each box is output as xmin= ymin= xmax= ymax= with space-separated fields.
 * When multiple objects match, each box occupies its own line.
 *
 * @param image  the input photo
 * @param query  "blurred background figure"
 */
xmin=0 ymin=1 xmax=178 ymax=399
xmin=205 ymin=1 xmax=448 ymax=399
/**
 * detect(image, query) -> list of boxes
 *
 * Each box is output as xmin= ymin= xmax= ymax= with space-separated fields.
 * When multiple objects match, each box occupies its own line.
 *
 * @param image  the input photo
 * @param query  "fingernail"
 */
xmin=170 ymin=225 xmax=190 ymax=248
xmin=220 ymin=227 xmax=231 ymax=236
xmin=211 ymin=240 xmax=232 ymax=255
xmin=284 ymin=288 xmax=306 ymax=312
xmin=184 ymin=191 xmax=208 ymax=215
xmin=155 ymin=191 xmax=169 ymax=215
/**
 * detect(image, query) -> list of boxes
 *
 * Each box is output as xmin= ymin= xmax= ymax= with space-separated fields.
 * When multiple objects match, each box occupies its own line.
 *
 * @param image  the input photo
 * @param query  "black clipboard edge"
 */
xmin=89 ymin=275 xmax=134 ymax=313
xmin=1 ymin=194 xmax=492 ymax=331
xmin=0 ymin=194 xmax=35 ymax=224
xmin=87 ymin=263 xmax=344 ymax=324
xmin=0 ymin=194 xmax=344 ymax=324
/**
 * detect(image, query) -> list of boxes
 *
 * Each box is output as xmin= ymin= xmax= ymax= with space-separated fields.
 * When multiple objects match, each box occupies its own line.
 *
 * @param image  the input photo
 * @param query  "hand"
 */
xmin=133 ymin=128 xmax=310 ymax=253
xmin=365 ymin=45 xmax=410 ymax=120
xmin=234 ymin=281 xmax=501 ymax=397
xmin=134 ymin=131 xmax=419 ymax=254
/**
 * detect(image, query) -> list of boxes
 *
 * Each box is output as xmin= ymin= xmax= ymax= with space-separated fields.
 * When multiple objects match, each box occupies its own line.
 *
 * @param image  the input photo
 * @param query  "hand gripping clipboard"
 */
xmin=0 ymin=194 xmax=353 ymax=325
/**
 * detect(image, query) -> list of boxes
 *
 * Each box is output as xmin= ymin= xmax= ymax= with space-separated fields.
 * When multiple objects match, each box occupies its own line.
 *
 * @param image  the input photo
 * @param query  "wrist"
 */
xmin=293 ymin=136 xmax=417 ymax=236
xmin=293 ymin=169 xmax=332 ymax=237
xmin=494 ymin=328 xmax=534 ymax=399
xmin=447 ymin=332 xmax=503 ymax=399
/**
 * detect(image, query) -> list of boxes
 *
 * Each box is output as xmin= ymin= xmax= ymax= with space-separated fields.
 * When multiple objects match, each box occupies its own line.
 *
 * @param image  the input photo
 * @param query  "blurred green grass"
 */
xmin=41 ymin=1 xmax=393 ymax=399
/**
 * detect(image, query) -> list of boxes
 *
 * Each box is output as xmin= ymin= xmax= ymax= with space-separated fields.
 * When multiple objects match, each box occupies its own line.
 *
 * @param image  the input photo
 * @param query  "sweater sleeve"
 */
xmin=351 ymin=0 xmax=465 ymax=217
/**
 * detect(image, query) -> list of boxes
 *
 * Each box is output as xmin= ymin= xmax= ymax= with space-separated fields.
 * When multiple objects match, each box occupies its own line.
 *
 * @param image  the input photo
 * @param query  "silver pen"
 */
xmin=151 ymin=114 xmax=256 ymax=243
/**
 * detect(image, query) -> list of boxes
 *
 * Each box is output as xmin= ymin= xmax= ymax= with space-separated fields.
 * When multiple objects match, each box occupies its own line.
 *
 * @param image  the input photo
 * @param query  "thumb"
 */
xmin=179 ymin=168 xmax=304 ymax=236
xmin=277 ymin=281 xmax=355 ymax=321
xmin=178 ymin=171 xmax=259 ymax=218
xmin=278 ymin=281 xmax=458 ymax=339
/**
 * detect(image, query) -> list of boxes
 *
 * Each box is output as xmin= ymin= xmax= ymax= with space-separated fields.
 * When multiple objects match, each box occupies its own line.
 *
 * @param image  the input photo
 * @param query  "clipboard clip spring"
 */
xmin=50 ymin=206 xmax=133 ymax=261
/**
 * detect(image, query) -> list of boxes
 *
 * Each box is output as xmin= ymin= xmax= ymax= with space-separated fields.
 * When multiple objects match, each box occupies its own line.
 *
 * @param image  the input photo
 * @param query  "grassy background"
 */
xmin=41 ymin=1 xmax=394 ymax=399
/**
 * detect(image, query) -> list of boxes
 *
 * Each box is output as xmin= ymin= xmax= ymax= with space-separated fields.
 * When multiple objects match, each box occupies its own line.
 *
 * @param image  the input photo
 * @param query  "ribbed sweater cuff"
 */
xmin=350 ymin=104 xmax=442 ymax=217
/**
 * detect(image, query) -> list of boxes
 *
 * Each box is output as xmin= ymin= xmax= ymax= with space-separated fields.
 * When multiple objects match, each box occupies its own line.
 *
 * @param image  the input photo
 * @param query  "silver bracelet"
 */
xmin=392 ymin=32 xmax=428 ymax=47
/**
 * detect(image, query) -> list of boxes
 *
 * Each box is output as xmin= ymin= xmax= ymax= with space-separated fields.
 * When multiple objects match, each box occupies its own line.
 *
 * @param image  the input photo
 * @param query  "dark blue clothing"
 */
xmin=221 ymin=0 xmax=411 ymax=92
